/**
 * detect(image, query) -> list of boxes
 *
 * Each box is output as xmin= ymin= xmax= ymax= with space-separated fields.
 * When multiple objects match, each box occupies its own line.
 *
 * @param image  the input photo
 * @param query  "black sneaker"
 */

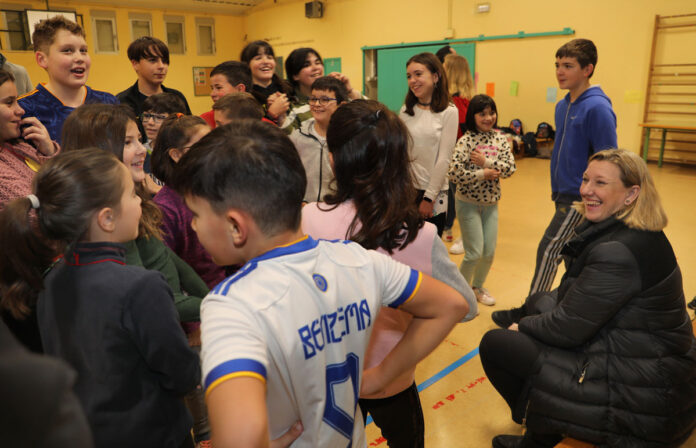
xmin=492 ymin=435 xmax=524 ymax=448
xmin=688 ymin=297 xmax=696 ymax=310
xmin=491 ymin=305 xmax=526 ymax=329
xmin=492 ymin=433 xmax=562 ymax=448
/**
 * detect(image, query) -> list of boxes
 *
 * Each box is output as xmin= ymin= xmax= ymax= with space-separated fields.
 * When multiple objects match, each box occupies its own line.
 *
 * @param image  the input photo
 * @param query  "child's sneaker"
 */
xmin=688 ymin=297 xmax=696 ymax=310
xmin=443 ymin=228 xmax=454 ymax=242
xmin=197 ymin=440 xmax=212 ymax=448
xmin=449 ymin=238 xmax=464 ymax=255
xmin=474 ymin=287 xmax=496 ymax=306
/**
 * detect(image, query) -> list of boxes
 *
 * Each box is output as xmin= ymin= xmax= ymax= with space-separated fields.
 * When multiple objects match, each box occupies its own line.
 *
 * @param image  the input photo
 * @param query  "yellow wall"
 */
xmin=1 ymin=0 xmax=245 ymax=114
xmin=245 ymin=0 xmax=695 ymax=154
xmin=3 ymin=0 xmax=694 ymax=150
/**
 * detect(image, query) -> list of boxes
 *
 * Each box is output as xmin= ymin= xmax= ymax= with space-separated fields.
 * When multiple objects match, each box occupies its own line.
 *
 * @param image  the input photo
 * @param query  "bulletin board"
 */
xmin=193 ymin=66 xmax=214 ymax=96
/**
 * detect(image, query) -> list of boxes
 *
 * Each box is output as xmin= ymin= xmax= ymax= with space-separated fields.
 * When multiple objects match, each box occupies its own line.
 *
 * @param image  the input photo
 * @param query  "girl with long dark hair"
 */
xmin=399 ymin=53 xmax=458 ymax=236
xmin=240 ymin=40 xmax=292 ymax=124
xmin=302 ymin=99 xmax=477 ymax=447
xmin=0 ymin=149 xmax=199 ymax=447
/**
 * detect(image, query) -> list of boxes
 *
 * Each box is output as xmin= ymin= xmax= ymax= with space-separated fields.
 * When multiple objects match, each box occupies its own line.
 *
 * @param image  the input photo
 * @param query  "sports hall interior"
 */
xmin=2 ymin=0 xmax=695 ymax=446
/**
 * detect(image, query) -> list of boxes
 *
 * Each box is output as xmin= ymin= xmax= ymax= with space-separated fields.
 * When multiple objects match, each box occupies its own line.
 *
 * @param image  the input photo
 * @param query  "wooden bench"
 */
xmin=555 ymin=437 xmax=597 ymax=448
xmin=639 ymin=122 xmax=696 ymax=167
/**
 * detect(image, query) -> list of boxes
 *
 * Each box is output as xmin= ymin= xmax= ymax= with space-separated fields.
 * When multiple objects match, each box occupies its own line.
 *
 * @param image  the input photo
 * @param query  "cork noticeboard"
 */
xmin=193 ymin=67 xmax=214 ymax=96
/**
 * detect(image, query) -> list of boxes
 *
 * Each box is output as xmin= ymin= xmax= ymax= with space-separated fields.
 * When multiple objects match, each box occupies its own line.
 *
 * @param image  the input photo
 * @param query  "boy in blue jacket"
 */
xmin=18 ymin=16 xmax=118 ymax=144
xmin=493 ymin=38 xmax=617 ymax=327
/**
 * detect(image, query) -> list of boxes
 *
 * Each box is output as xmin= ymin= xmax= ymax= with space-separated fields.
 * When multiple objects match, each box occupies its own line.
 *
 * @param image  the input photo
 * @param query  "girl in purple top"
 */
xmin=150 ymin=114 xmax=226 ymax=288
xmin=151 ymin=114 xmax=218 ymax=445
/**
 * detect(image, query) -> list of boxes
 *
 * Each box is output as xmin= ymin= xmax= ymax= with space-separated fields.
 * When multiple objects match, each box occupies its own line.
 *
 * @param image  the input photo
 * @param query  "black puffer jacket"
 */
xmin=519 ymin=217 xmax=696 ymax=448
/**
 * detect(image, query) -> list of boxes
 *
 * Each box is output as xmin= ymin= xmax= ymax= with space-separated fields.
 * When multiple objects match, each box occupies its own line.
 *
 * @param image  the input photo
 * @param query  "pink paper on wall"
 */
xmin=475 ymin=72 xmax=479 ymax=88
xmin=486 ymin=82 xmax=495 ymax=97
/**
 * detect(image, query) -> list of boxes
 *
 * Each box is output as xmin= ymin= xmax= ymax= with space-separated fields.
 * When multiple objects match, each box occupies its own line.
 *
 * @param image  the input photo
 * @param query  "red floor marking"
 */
xmin=430 ymin=376 xmax=487 ymax=410
xmin=369 ymin=436 xmax=387 ymax=446
xmin=444 ymin=338 xmax=467 ymax=349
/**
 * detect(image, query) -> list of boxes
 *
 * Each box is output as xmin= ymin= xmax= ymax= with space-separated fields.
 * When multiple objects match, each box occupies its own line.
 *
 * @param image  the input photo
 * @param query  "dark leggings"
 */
xmin=179 ymin=431 xmax=194 ymax=448
xmin=359 ymin=382 xmax=424 ymax=448
xmin=479 ymin=329 xmax=541 ymax=423
xmin=445 ymin=181 xmax=457 ymax=230
xmin=481 ymin=330 xmax=565 ymax=447
xmin=416 ymin=190 xmax=447 ymax=237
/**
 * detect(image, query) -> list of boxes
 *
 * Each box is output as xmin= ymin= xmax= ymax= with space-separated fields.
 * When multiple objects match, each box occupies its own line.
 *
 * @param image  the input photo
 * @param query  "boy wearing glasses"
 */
xmin=141 ymin=92 xmax=187 ymax=192
xmin=289 ymin=76 xmax=348 ymax=203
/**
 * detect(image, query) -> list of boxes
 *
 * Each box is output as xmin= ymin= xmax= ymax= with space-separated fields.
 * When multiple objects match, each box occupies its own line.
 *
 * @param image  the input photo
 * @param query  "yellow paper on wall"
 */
xmin=624 ymin=90 xmax=642 ymax=103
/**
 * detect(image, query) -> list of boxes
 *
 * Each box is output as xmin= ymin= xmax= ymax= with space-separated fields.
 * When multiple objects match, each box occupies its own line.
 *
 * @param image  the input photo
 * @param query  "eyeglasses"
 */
xmin=308 ymin=96 xmax=338 ymax=106
xmin=142 ymin=112 xmax=168 ymax=123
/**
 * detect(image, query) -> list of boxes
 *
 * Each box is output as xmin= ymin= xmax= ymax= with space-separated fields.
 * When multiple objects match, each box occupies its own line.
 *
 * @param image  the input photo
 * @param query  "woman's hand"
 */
xmin=267 ymin=93 xmax=289 ymax=122
xmin=328 ymin=72 xmax=362 ymax=100
xmin=483 ymin=168 xmax=500 ymax=180
xmin=21 ymin=117 xmax=55 ymax=156
xmin=470 ymin=148 xmax=486 ymax=166
xmin=270 ymin=421 xmax=303 ymax=448
xmin=419 ymin=199 xmax=434 ymax=218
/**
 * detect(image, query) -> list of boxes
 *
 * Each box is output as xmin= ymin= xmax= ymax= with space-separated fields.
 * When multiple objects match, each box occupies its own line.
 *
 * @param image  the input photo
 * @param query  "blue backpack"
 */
xmin=536 ymin=122 xmax=555 ymax=139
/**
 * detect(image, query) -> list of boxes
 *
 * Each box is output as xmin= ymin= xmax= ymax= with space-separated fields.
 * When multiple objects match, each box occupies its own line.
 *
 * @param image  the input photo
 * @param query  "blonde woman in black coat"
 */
xmin=481 ymin=149 xmax=696 ymax=448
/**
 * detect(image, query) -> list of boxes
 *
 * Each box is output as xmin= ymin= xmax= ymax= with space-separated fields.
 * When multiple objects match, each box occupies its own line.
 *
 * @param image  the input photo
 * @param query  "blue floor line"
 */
xmin=365 ymin=346 xmax=480 ymax=426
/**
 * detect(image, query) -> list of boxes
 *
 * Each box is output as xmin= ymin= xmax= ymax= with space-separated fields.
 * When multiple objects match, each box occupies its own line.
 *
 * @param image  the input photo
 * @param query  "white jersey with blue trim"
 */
xmin=201 ymin=236 xmax=421 ymax=447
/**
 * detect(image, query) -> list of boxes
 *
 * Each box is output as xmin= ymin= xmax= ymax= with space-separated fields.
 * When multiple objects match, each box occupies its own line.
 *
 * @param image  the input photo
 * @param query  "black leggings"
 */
xmin=359 ymin=382 xmax=424 ymax=448
xmin=479 ymin=329 xmax=541 ymax=423
xmin=416 ymin=190 xmax=446 ymax=236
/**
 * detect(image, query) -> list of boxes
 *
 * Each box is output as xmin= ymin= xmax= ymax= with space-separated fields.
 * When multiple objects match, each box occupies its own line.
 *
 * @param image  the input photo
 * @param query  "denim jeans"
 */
xmin=455 ymin=200 xmax=498 ymax=288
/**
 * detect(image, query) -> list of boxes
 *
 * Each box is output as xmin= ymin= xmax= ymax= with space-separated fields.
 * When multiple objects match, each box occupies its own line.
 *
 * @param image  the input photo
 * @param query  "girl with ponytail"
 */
xmin=302 ymin=99 xmax=477 ymax=446
xmin=0 ymin=148 xmax=199 ymax=447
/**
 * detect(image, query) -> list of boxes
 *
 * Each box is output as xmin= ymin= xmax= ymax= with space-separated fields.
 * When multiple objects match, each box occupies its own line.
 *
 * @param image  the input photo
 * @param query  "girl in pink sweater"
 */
xmin=0 ymin=68 xmax=56 ymax=211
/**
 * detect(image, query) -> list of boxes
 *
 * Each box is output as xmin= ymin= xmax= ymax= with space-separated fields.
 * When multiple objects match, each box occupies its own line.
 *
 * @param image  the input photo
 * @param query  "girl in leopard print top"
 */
xmin=447 ymin=94 xmax=516 ymax=306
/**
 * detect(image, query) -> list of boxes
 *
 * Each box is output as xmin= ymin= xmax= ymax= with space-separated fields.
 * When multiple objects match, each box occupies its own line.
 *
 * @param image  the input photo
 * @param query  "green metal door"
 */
xmin=323 ymin=57 xmax=342 ymax=74
xmin=376 ymin=43 xmax=475 ymax=113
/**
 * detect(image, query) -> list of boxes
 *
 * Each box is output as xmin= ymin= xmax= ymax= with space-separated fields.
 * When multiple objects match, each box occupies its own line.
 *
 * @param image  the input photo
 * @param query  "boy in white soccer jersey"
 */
xmin=174 ymin=119 xmax=469 ymax=448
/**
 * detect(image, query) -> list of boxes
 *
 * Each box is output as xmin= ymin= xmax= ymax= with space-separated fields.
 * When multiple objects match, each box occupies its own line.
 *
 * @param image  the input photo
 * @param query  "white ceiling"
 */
xmin=78 ymin=0 xmax=265 ymax=15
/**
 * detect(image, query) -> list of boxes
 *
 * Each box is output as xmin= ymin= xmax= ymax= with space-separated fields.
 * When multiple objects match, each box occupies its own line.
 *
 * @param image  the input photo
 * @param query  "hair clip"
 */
xmin=367 ymin=109 xmax=381 ymax=125
xmin=26 ymin=194 xmax=40 ymax=209
xmin=175 ymin=112 xmax=184 ymax=118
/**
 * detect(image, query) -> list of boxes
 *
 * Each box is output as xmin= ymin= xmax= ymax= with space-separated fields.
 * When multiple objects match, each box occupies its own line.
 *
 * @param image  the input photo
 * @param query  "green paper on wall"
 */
xmin=486 ymin=82 xmax=495 ymax=97
xmin=510 ymin=81 xmax=519 ymax=96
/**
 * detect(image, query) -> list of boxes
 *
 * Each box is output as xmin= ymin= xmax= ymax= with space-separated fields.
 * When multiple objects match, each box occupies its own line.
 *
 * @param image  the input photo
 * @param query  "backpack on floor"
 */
xmin=536 ymin=122 xmax=555 ymax=139
xmin=509 ymin=119 xmax=523 ymax=135
xmin=521 ymin=132 xmax=537 ymax=157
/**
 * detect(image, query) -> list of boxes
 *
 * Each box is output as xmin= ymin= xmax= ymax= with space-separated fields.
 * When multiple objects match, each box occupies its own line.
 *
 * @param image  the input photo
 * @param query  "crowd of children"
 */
xmin=0 ymin=12 xmax=694 ymax=448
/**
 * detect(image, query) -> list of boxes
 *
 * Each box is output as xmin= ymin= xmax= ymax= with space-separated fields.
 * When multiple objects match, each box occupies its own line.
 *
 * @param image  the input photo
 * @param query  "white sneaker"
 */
xmin=449 ymin=238 xmax=464 ymax=255
xmin=474 ymin=287 xmax=496 ymax=306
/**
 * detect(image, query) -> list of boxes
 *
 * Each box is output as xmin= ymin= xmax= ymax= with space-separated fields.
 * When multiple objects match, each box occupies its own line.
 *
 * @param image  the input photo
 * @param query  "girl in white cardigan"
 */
xmin=399 ymin=52 xmax=458 ymax=236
